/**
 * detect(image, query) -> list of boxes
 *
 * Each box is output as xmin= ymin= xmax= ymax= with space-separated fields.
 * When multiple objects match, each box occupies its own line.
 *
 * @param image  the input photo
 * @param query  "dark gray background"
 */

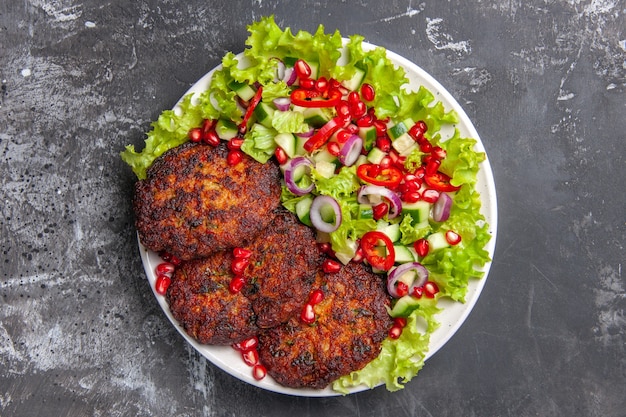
xmin=1 ymin=1 xmax=624 ymax=416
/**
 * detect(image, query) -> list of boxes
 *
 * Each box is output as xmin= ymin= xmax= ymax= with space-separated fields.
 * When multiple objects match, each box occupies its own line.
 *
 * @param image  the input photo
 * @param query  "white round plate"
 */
xmin=138 ymin=41 xmax=498 ymax=397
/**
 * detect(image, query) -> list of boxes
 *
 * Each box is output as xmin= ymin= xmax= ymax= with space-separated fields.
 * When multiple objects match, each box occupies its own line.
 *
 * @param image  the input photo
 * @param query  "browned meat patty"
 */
xmin=257 ymin=262 xmax=393 ymax=389
xmin=166 ymin=251 xmax=259 ymax=345
xmin=133 ymin=141 xmax=282 ymax=260
xmin=241 ymin=209 xmax=324 ymax=328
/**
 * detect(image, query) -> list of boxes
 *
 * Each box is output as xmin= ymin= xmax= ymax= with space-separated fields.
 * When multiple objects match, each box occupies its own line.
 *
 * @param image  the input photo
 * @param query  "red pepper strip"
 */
xmin=239 ymin=86 xmax=263 ymax=134
xmin=291 ymin=88 xmax=342 ymax=108
xmin=424 ymin=171 xmax=461 ymax=192
xmin=357 ymin=163 xmax=403 ymax=188
xmin=303 ymin=116 xmax=345 ymax=153
xmin=360 ymin=231 xmax=395 ymax=271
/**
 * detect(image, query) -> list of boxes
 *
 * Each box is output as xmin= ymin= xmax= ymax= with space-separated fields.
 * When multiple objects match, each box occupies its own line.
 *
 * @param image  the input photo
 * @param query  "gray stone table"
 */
xmin=1 ymin=1 xmax=624 ymax=416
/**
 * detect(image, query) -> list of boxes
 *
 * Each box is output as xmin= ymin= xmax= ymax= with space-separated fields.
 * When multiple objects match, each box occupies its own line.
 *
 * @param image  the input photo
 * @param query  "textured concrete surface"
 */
xmin=1 ymin=1 xmax=624 ymax=416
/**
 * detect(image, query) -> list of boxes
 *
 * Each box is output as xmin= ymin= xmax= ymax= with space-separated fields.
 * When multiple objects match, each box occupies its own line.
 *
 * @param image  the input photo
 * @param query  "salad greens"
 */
xmin=121 ymin=15 xmax=492 ymax=393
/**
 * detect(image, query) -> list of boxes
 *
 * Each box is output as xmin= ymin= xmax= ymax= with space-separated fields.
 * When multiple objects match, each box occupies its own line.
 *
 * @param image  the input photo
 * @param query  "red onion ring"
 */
xmin=432 ymin=192 xmax=452 ymax=222
xmin=387 ymin=262 xmax=428 ymax=298
xmin=338 ymin=134 xmax=363 ymax=167
xmin=356 ymin=185 xmax=402 ymax=219
xmin=273 ymin=97 xmax=291 ymax=111
xmin=309 ymin=195 xmax=342 ymax=233
xmin=295 ymin=126 xmax=315 ymax=138
xmin=284 ymin=157 xmax=314 ymax=196
xmin=284 ymin=67 xmax=297 ymax=86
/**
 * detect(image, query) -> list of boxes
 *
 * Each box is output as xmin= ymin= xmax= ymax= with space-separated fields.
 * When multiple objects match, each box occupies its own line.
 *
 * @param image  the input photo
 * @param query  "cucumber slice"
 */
xmin=313 ymin=149 xmax=338 ymax=164
xmin=274 ymin=133 xmax=297 ymax=158
xmin=295 ymin=196 xmax=314 ymax=226
xmin=393 ymin=245 xmax=416 ymax=263
xmin=367 ymin=147 xmax=386 ymax=164
xmin=254 ymin=102 xmax=275 ymax=128
xmin=314 ymin=160 xmax=336 ymax=179
xmin=390 ymin=295 xmax=420 ymax=318
xmin=358 ymin=204 xmax=374 ymax=220
xmin=358 ymin=125 xmax=378 ymax=150
xmin=341 ymin=67 xmax=366 ymax=91
xmin=377 ymin=221 xmax=401 ymax=242
xmin=427 ymin=231 xmax=451 ymax=252
xmin=391 ymin=133 xmax=416 ymax=155
xmin=302 ymin=107 xmax=333 ymax=128
xmin=215 ymin=118 xmax=239 ymax=140
xmin=402 ymin=201 xmax=431 ymax=228
xmin=227 ymin=80 xmax=256 ymax=101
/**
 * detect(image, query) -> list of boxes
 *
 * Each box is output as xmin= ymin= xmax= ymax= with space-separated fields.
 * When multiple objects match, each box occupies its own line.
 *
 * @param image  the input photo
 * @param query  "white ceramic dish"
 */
xmin=138 ymin=41 xmax=498 ymax=397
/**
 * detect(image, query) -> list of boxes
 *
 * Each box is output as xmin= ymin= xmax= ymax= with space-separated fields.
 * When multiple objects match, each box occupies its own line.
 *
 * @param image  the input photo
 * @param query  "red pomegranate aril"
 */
xmin=202 ymin=118 xmax=215 ymax=132
xmin=335 ymin=101 xmax=351 ymax=119
xmin=346 ymin=123 xmax=359 ymax=134
xmin=233 ymin=336 xmax=259 ymax=352
xmin=252 ymin=364 xmax=267 ymax=380
xmin=379 ymin=155 xmax=392 ymax=169
xmin=155 ymin=274 xmax=171 ymax=296
xmin=356 ymin=114 xmax=374 ymax=127
xmin=231 ymin=257 xmax=249 ymax=275
xmin=315 ymin=76 xmax=329 ymax=92
xmin=336 ymin=129 xmax=351 ymax=143
xmin=445 ymin=230 xmax=462 ymax=245
xmin=388 ymin=325 xmax=403 ymax=339
xmin=294 ymin=59 xmax=312 ymax=79
xmin=227 ymin=138 xmax=244 ymax=150
xmin=408 ymin=124 xmax=424 ymax=142
xmin=301 ymin=303 xmax=316 ymax=324
xmin=402 ymin=191 xmax=421 ymax=203
xmin=317 ymin=242 xmax=334 ymax=256
xmin=322 ymin=258 xmax=342 ymax=274
xmin=188 ymin=127 xmax=203 ymax=143
xmin=374 ymin=120 xmax=388 ymax=136
xmin=415 ymin=166 xmax=426 ymax=179
xmin=274 ymin=146 xmax=289 ymax=165
xmin=422 ymin=189 xmax=440 ymax=203
xmin=347 ymin=91 xmax=361 ymax=105
xmin=227 ymin=150 xmax=244 ymax=166
xmin=350 ymin=101 xmax=367 ymax=119
xmin=396 ymin=281 xmax=409 ymax=297
xmin=404 ymin=178 xmax=421 ymax=193
xmin=299 ymin=78 xmax=315 ymax=89
xmin=415 ymin=120 xmax=428 ymax=133
xmin=414 ymin=238 xmax=430 ymax=258
xmin=233 ymin=247 xmax=252 ymax=259
xmin=393 ymin=317 xmax=407 ymax=328
xmin=412 ymin=285 xmax=424 ymax=298
xmin=327 ymin=141 xmax=341 ymax=156
xmin=376 ymin=137 xmax=391 ymax=152
xmin=229 ymin=275 xmax=246 ymax=294
xmin=202 ymin=130 xmax=221 ymax=147
xmin=432 ymin=146 xmax=447 ymax=160
xmin=419 ymin=141 xmax=433 ymax=153
xmin=168 ymin=254 xmax=182 ymax=267
xmin=155 ymin=262 xmax=175 ymax=277
xmin=352 ymin=246 xmax=365 ymax=263
xmin=242 ymin=349 xmax=259 ymax=366
xmin=424 ymin=281 xmax=439 ymax=298
xmin=372 ymin=202 xmax=389 ymax=220
xmin=308 ymin=289 xmax=325 ymax=305
xmin=360 ymin=83 xmax=375 ymax=101
xmin=425 ymin=157 xmax=441 ymax=176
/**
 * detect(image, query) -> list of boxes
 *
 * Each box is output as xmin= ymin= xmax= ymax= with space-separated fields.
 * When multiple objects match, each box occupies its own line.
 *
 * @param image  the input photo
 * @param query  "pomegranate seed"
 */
xmin=322 ymin=258 xmax=342 ymax=274
xmin=412 ymin=286 xmax=424 ymax=298
xmin=419 ymin=141 xmax=433 ymax=153
xmin=229 ymin=275 xmax=246 ymax=294
xmin=335 ymin=101 xmax=351 ymax=119
xmin=424 ymin=281 xmax=440 ymax=298
xmin=425 ymin=157 xmax=441 ymax=176
xmin=360 ymin=83 xmax=375 ymax=101
xmin=242 ymin=349 xmax=259 ymax=366
xmin=393 ymin=317 xmax=407 ymax=328
xmin=317 ymin=242 xmax=334 ymax=256
xmin=252 ymin=364 xmax=267 ymax=380
xmin=388 ymin=325 xmax=403 ymax=339
xmin=227 ymin=150 xmax=244 ymax=166
xmin=404 ymin=178 xmax=421 ymax=193
xmin=352 ymin=247 xmax=365 ymax=263
xmin=315 ymin=76 xmax=329 ymax=92
xmin=300 ymin=303 xmax=316 ymax=324
xmin=346 ymin=123 xmax=359 ymax=134
xmin=445 ymin=230 xmax=462 ymax=245
xmin=415 ymin=120 xmax=428 ymax=133
xmin=374 ymin=120 xmax=388 ymax=136
xmin=233 ymin=247 xmax=252 ymax=259
xmin=202 ymin=118 xmax=215 ymax=132
xmin=294 ymin=59 xmax=312 ymax=79
xmin=202 ymin=130 xmax=221 ymax=147
xmin=396 ymin=281 xmax=409 ymax=297
xmin=414 ymin=166 xmax=426 ymax=179
xmin=414 ymin=238 xmax=430 ymax=258
xmin=422 ymin=189 xmax=440 ymax=203
xmin=168 ymin=254 xmax=182 ymax=267
xmin=227 ymin=138 xmax=244 ymax=150
xmin=274 ymin=146 xmax=289 ymax=165
xmin=379 ymin=156 xmax=392 ymax=169
xmin=231 ymin=257 xmax=249 ymax=275
xmin=402 ymin=191 xmax=421 ymax=203
xmin=347 ymin=91 xmax=361 ymax=105
xmin=308 ymin=289 xmax=325 ymax=305
xmin=188 ymin=127 xmax=203 ymax=143
xmin=155 ymin=274 xmax=171 ymax=296
xmin=233 ymin=336 xmax=259 ymax=352
xmin=299 ymin=78 xmax=315 ymax=89
xmin=327 ymin=141 xmax=341 ymax=156
xmin=350 ymin=101 xmax=367 ymax=119
xmin=155 ymin=262 xmax=175 ymax=277
xmin=336 ymin=129 xmax=351 ymax=143
xmin=372 ymin=203 xmax=389 ymax=220
xmin=408 ymin=123 xmax=425 ymax=142
xmin=376 ymin=137 xmax=391 ymax=152
xmin=356 ymin=114 xmax=374 ymax=127
xmin=432 ymin=146 xmax=447 ymax=160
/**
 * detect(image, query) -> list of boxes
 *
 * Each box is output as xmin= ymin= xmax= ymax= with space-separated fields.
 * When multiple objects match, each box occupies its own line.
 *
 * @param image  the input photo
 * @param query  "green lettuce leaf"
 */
xmin=241 ymin=123 xmax=277 ymax=163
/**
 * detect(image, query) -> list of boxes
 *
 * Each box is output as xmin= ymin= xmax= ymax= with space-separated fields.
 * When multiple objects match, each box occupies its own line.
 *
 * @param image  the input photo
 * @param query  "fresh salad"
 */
xmin=122 ymin=16 xmax=492 ymax=393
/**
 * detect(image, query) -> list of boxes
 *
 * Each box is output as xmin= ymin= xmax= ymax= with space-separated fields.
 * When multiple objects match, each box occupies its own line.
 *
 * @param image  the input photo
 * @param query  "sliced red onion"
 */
xmin=284 ymin=157 xmax=314 ymax=196
xmin=356 ymin=185 xmax=402 ymax=219
xmin=309 ymin=195 xmax=342 ymax=233
xmin=387 ymin=262 xmax=429 ymax=298
xmin=284 ymin=67 xmax=297 ymax=86
xmin=273 ymin=97 xmax=291 ymax=111
xmin=296 ymin=126 xmax=315 ymax=138
xmin=275 ymin=59 xmax=285 ymax=81
xmin=337 ymin=134 xmax=363 ymax=167
xmin=432 ymin=192 xmax=452 ymax=222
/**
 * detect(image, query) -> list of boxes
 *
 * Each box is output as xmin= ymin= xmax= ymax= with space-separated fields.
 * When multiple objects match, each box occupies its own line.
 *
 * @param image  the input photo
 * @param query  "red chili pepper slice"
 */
xmin=424 ymin=171 xmax=461 ymax=192
xmin=360 ymin=231 xmax=395 ymax=271
xmin=239 ymin=86 xmax=263 ymax=134
xmin=291 ymin=88 xmax=342 ymax=108
xmin=356 ymin=163 xmax=403 ymax=188
xmin=303 ymin=115 xmax=345 ymax=152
